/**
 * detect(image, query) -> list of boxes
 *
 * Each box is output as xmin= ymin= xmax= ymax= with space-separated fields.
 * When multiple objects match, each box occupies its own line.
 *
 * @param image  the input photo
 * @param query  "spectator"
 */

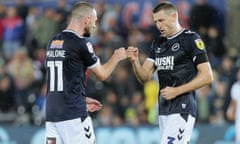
xmin=206 ymin=25 xmax=226 ymax=69
xmin=7 ymin=48 xmax=36 ymax=114
xmin=104 ymin=90 xmax=125 ymax=118
xmin=196 ymin=85 xmax=212 ymax=123
xmin=15 ymin=0 xmax=29 ymax=23
xmin=34 ymin=7 xmax=58 ymax=48
xmin=209 ymin=79 xmax=228 ymax=124
xmin=189 ymin=0 xmax=217 ymax=37
xmin=111 ymin=64 xmax=134 ymax=98
xmin=0 ymin=4 xmax=6 ymax=53
xmin=0 ymin=60 xmax=15 ymax=112
xmin=96 ymin=105 xmax=114 ymax=126
xmin=15 ymin=0 xmax=29 ymax=44
xmin=217 ymin=56 xmax=235 ymax=85
xmin=55 ymin=0 xmax=70 ymax=31
xmin=33 ymin=83 xmax=47 ymax=125
xmin=25 ymin=6 xmax=40 ymax=58
xmin=2 ymin=6 xmax=25 ymax=60
xmin=177 ymin=1 xmax=190 ymax=29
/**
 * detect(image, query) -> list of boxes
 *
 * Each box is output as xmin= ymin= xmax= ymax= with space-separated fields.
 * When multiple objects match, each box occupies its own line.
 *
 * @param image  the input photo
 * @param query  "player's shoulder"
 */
xmin=182 ymin=29 xmax=200 ymax=38
xmin=60 ymin=31 xmax=87 ymax=46
xmin=184 ymin=29 xmax=196 ymax=35
xmin=179 ymin=30 xmax=203 ymax=45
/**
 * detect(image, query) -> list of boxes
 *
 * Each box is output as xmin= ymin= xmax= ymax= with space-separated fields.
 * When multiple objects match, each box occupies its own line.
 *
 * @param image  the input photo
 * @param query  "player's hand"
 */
xmin=114 ymin=47 xmax=127 ymax=61
xmin=86 ymin=97 xmax=103 ymax=112
xmin=127 ymin=46 xmax=139 ymax=63
xmin=160 ymin=86 xmax=180 ymax=100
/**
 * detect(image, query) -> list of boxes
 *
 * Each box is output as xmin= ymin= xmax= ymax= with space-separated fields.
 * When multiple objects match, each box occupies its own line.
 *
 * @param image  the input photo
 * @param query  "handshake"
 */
xmin=114 ymin=46 xmax=139 ymax=63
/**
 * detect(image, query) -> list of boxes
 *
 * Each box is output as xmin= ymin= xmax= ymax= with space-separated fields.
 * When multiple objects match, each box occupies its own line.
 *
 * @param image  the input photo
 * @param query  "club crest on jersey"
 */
xmin=86 ymin=42 xmax=94 ymax=53
xmin=194 ymin=39 xmax=205 ymax=50
xmin=171 ymin=43 xmax=180 ymax=52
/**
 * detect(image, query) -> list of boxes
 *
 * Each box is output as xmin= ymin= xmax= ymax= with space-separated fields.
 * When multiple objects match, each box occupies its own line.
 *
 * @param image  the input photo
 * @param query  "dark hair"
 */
xmin=152 ymin=1 xmax=177 ymax=14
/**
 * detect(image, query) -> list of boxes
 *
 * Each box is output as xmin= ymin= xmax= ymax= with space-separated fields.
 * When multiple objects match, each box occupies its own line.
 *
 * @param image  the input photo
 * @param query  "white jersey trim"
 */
xmin=167 ymin=28 xmax=185 ymax=40
xmin=146 ymin=58 xmax=155 ymax=63
xmin=63 ymin=29 xmax=84 ymax=38
xmin=88 ymin=58 xmax=100 ymax=69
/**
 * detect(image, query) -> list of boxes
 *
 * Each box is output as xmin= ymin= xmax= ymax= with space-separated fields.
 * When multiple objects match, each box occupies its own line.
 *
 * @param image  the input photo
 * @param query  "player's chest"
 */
xmin=154 ymin=41 xmax=189 ymax=69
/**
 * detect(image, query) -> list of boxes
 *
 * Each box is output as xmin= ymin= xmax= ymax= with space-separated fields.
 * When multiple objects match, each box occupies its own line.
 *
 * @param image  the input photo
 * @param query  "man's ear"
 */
xmin=172 ymin=12 xmax=177 ymax=19
xmin=83 ymin=16 xmax=90 ymax=25
xmin=86 ymin=16 xmax=91 ymax=25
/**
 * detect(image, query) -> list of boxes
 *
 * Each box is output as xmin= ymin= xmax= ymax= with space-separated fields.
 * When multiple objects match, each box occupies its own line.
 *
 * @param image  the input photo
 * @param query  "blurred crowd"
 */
xmin=0 ymin=0 xmax=239 ymax=127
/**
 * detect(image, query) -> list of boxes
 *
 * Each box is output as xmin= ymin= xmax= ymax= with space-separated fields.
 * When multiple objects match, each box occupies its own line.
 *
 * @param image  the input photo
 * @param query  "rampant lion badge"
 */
xmin=194 ymin=39 xmax=205 ymax=50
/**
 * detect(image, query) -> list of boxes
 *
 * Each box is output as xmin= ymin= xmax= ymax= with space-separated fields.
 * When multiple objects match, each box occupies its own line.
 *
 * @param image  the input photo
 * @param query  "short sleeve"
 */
xmin=188 ymin=33 xmax=207 ymax=58
xmin=147 ymin=40 xmax=156 ymax=63
xmin=81 ymin=41 xmax=99 ymax=69
xmin=183 ymin=32 xmax=208 ymax=65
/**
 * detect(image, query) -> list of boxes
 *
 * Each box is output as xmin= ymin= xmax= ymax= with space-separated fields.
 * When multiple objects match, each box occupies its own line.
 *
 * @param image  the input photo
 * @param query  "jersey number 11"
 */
xmin=47 ymin=61 xmax=63 ymax=92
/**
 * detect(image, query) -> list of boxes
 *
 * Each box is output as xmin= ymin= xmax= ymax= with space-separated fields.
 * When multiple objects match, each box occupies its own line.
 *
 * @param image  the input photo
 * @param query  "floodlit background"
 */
xmin=0 ymin=0 xmax=239 ymax=144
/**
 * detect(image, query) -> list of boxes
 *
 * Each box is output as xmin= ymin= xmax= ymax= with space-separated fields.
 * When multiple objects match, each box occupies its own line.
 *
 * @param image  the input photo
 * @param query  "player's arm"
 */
xmin=174 ymin=61 xmax=213 ymax=94
xmin=91 ymin=47 xmax=127 ymax=81
xmin=161 ymin=61 xmax=214 ymax=100
xmin=127 ymin=46 xmax=155 ymax=84
xmin=226 ymin=99 xmax=236 ymax=121
xmin=132 ymin=60 xmax=155 ymax=84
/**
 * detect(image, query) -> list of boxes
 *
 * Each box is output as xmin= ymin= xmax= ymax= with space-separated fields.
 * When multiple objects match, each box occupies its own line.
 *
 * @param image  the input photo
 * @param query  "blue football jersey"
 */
xmin=148 ymin=29 xmax=208 ymax=117
xmin=45 ymin=30 xmax=99 ymax=122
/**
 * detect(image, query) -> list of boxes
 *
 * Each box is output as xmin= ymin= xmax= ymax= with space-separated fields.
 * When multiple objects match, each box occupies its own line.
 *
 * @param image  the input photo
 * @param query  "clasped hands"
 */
xmin=115 ymin=46 xmax=139 ymax=62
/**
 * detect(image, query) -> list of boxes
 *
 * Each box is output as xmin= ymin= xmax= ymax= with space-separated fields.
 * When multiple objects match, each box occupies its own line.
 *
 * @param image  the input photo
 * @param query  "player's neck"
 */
xmin=173 ymin=23 xmax=183 ymax=34
xmin=66 ymin=24 xmax=84 ymax=37
xmin=167 ymin=26 xmax=184 ymax=39
xmin=167 ymin=25 xmax=184 ymax=39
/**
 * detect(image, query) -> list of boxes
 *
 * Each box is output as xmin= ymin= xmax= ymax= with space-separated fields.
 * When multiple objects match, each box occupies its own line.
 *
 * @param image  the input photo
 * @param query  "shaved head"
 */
xmin=67 ymin=1 xmax=98 ymax=37
xmin=70 ymin=2 xmax=96 ymax=19
xmin=153 ymin=2 xmax=177 ymax=16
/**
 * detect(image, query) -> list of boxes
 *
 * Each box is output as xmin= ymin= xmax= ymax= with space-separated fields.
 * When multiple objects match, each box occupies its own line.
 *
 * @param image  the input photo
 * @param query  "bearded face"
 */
xmin=83 ymin=26 xmax=91 ymax=37
xmin=82 ymin=10 xmax=97 ymax=37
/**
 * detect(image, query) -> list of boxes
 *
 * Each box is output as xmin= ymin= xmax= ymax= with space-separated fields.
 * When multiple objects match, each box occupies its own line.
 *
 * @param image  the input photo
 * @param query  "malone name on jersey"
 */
xmin=47 ymin=50 xmax=66 ymax=58
xmin=155 ymin=56 xmax=174 ymax=70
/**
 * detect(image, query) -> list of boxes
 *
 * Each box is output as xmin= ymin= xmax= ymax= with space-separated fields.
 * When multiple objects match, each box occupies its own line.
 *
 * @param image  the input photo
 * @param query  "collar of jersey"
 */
xmin=167 ymin=28 xmax=185 ymax=40
xmin=63 ymin=29 xmax=84 ymax=38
